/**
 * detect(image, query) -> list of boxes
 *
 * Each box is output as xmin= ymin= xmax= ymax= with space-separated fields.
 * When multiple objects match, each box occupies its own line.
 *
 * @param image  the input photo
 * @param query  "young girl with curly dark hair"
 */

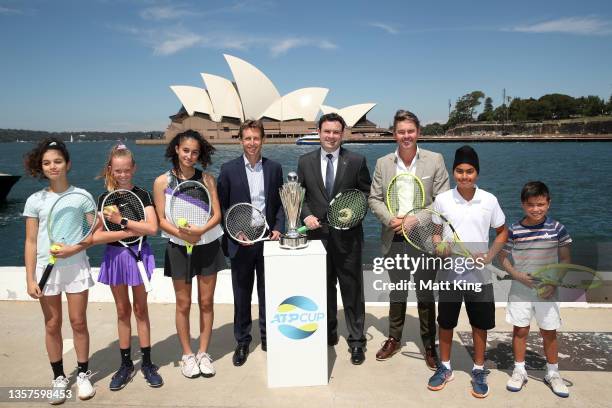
xmin=152 ymin=130 xmax=226 ymax=379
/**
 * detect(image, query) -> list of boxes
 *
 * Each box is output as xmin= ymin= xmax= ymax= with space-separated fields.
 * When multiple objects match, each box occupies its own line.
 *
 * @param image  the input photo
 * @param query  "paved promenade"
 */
xmin=1 ymin=302 xmax=610 ymax=408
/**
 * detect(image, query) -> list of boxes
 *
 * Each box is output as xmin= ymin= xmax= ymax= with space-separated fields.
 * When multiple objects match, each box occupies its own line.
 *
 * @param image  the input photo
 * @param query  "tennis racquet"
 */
xmin=38 ymin=191 xmax=97 ymax=291
xmin=297 ymin=189 xmax=368 ymax=233
xmin=101 ymin=189 xmax=152 ymax=292
xmin=401 ymin=207 xmax=508 ymax=279
xmin=497 ymin=263 xmax=603 ymax=291
xmin=385 ymin=173 xmax=425 ymax=217
xmin=169 ymin=180 xmax=212 ymax=284
xmin=225 ymin=203 xmax=271 ymax=244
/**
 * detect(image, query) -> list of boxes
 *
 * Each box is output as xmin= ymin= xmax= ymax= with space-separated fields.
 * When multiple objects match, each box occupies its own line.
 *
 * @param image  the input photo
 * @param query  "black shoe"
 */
xmin=328 ymin=335 xmax=339 ymax=347
xmin=350 ymin=347 xmax=366 ymax=365
xmin=232 ymin=344 xmax=249 ymax=367
xmin=261 ymin=342 xmax=267 ymax=352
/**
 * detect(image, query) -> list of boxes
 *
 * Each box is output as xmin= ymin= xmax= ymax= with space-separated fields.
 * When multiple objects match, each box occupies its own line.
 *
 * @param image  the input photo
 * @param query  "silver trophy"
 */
xmin=279 ymin=172 xmax=309 ymax=249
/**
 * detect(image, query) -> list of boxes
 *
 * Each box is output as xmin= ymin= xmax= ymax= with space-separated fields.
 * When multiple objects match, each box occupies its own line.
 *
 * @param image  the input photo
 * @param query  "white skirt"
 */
xmin=36 ymin=261 xmax=94 ymax=296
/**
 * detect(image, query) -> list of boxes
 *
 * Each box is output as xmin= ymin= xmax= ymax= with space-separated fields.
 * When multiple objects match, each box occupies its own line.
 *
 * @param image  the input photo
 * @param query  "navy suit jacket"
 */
xmin=297 ymin=147 xmax=371 ymax=242
xmin=217 ymin=155 xmax=285 ymax=259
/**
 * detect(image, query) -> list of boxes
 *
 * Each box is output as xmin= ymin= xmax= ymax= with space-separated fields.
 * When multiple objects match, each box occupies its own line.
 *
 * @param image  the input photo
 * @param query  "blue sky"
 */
xmin=1 ymin=0 xmax=611 ymax=131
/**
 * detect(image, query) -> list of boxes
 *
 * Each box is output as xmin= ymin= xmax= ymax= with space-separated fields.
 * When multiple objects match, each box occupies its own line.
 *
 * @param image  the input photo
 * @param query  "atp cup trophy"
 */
xmin=279 ymin=172 xmax=309 ymax=249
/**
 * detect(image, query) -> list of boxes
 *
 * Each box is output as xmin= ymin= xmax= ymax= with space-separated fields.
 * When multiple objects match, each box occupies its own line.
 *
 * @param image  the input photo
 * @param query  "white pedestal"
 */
xmin=264 ymin=240 xmax=328 ymax=388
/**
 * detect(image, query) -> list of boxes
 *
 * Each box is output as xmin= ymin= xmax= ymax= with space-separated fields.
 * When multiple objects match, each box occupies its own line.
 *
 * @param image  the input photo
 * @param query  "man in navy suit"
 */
xmin=217 ymin=119 xmax=284 ymax=367
xmin=297 ymin=113 xmax=372 ymax=365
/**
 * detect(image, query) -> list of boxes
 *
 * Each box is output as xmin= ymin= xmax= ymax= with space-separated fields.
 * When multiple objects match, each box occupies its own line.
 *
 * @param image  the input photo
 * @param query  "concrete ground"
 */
xmin=1 ymin=302 xmax=610 ymax=408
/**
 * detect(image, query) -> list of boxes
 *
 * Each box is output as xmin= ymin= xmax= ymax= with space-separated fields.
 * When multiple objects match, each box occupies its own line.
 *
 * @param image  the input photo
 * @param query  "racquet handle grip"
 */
xmin=38 ymin=263 xmax=55 ymax=291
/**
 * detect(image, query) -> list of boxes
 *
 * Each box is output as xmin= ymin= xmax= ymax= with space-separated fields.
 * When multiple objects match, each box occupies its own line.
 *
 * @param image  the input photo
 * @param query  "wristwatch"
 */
xmin=120 ymin=217 xmax=129 ymax=229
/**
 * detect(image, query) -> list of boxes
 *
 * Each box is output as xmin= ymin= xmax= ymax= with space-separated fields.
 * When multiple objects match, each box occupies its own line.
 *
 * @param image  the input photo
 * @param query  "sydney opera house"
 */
xmin=154 ymin=54 xmax=389 ymax=144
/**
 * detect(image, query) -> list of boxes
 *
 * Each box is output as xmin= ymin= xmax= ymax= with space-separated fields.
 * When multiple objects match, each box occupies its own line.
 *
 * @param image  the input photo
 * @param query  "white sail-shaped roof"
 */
xmin=320 ymin=103 xmax=376 ymax=127
xmin=170 ymin=86 xmax=215 ymax=117
xmin=224 ymin=54 xmax=280 ymax=120
xmin=261 ymin=87 xmax=329 ymax=121
xmin=201 ymin=73 xmax=244 ymax=121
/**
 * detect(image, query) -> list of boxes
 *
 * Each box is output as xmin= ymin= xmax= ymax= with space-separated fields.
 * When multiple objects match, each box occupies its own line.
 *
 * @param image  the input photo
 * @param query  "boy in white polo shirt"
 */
xmin=499 ymin=181 xmax=571 ymax=398
xmin=427 ymin=145 xmax=508 ymax=399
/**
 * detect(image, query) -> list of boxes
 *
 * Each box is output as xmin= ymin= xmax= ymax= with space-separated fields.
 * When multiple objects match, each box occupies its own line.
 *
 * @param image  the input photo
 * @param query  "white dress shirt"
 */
xmin=320 ymin=147 xmax=340 ymax=189
xmin=244 ymin=155 xmax=265 ymax=212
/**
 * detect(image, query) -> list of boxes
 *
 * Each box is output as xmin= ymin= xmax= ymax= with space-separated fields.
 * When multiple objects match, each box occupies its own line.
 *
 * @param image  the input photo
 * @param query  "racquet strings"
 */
xmin=327 ymin=190 xmax=368 ymax=229
xmin=170 ymin=181 xmax=211 ymax=227
xmin=225 ymin=203 xmax=267 ymax=242
xmin=103 ymin=190 xmax=145 ymax=244
xmin=386 ymin=174 xmax=425 ymax=216
xmin=49 ymin=193 xmax=97 ymax=245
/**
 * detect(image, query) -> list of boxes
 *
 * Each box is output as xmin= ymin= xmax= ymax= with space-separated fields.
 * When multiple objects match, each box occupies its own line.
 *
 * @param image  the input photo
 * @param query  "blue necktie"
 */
xmin=325 ymin=153 xmax=334 ymax=198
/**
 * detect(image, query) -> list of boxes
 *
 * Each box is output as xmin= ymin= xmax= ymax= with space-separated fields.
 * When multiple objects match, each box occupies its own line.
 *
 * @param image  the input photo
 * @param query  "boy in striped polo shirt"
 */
xmin=499 ymin=181 xmax=571 ymax=398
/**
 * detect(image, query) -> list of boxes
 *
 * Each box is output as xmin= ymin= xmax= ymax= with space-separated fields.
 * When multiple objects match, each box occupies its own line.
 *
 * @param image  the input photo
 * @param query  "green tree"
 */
xmin=477 ymin=97 xmax=495 ymax=121
xmin=575 ymin=96 xmax=605 ymax=116
xmin=421 ymin=122 xmax=446 ymax=136
xmin=607 ymin=95 xmax=612 ymax=115
xmin=538 ymin=94 xmax=577 ymax=119
xmin=447 ymin=91 xmax=485 ymax=128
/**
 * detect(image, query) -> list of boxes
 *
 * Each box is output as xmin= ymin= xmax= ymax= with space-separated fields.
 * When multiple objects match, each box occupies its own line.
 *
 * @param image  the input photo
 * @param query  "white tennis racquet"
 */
xmin=169 ymin=180 xmax=212 ymax=284
xmin=38 ymin=191 xmax=97 ymax=291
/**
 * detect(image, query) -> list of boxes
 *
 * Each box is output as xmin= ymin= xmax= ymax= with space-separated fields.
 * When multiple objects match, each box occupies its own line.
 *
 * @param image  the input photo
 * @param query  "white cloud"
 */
xmin=269 ymin=37 xmax=337 ymax=57
xmin=511 ymin=17 xmax=612 ymax=35
xmin=153 ymin=32 xmax=203 ymax=56
xmin=140 ymin=6 xmax=196 ymax=20
xmin=0 ymin=6 xmax=21 ymax=14
xmin=114 ymin=24 xmax=336 ymax=57
xmin=368 ymin=22 xmax=399 ymax=35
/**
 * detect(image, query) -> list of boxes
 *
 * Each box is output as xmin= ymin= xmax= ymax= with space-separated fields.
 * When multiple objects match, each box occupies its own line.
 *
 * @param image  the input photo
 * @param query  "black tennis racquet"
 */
xmin=101 ymin=189 xmax=152 ymax=292
xmin=297 ymin=189 xmax=368 ymax=233
xmin=169 ymin=180 xmax=212 ymax=284
xmin=38 ymin=191 xmax=97 ymax=291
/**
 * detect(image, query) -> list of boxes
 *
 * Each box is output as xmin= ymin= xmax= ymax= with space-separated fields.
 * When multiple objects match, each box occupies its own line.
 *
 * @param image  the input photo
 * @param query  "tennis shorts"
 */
xmin=437 ymin=283 xmax=495 ymax=330
xmin=164 ymin=239 xmax=227 ymax=281
xmin=506 ymin=300 xmax=561 ymax=330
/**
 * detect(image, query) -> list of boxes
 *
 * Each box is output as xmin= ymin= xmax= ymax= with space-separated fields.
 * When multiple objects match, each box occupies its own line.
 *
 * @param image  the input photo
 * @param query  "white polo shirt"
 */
xmin=433 ymin=186 xmax=505 ymax=282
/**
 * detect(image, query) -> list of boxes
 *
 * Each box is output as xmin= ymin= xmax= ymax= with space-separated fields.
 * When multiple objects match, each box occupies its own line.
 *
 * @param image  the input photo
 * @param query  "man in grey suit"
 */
xmin=297 ymin=113 xmax=372 ymax=365
xmin=368 ymin=110 xmax=450 ymax=369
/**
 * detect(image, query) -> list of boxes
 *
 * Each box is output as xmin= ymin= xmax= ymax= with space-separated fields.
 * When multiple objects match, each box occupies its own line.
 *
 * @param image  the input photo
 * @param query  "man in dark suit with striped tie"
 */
xmin=297 ymin=113 xmax=372 ymax=364
xmin=217 ymin=119 xmax=285 ymax=367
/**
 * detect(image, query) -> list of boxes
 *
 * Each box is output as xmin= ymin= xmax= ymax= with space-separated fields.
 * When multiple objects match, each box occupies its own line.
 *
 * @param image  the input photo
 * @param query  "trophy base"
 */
xmin=279 ymin=234 xmax=309 ymax=250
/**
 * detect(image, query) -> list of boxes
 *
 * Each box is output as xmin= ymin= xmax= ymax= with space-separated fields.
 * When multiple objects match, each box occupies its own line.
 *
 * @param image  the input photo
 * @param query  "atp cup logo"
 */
xmin=270 ymin=296 xmax=325 ymax=340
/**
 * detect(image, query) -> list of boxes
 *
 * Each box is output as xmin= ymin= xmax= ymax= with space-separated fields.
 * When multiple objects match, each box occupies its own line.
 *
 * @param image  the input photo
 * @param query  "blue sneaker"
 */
xmin=427 ymin=365 xmax=454 ymax=391
xmin=109 ymin=364 xmax=135 ymax=391
xmin=141 ymin=364 xmax=164 ymax=388
xmin=471 ymin=368 xmax=490 ymax=398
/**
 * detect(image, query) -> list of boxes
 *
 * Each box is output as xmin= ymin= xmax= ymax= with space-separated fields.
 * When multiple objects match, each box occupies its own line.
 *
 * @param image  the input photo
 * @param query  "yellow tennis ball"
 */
xmin=50 ymin=244 xmax=61 ymax=251
xmin=177 ymin=218 xmax=188 ymax=227
xmin=104 ymin=205 xmax=118 ymax=213
xmin=536 ymin=286 xmax=547 ymax=298
xmin=436 ymin=242 xmax=448 ymax=252
xmin=338 ymin=208 xmax=353 ymax=223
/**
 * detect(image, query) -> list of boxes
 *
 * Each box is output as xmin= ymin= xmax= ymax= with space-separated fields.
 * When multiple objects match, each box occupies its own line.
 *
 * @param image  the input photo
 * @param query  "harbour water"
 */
xmin=1 ymin=141 xmax=611 ymax=268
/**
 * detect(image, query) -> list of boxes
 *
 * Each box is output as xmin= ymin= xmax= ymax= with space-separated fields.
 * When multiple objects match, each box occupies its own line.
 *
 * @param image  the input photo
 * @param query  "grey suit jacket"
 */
xmin=368 ymin=148 xmax=450 ymax=255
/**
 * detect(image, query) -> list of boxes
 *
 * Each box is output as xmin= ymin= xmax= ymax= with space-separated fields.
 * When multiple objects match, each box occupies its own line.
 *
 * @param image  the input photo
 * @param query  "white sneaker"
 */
xmin=506 ymin=367 xmax=528 ymax=392
xmin=76 ymin=371 xmax=96 ymax=400
xmin=49 ymin=376 xmax=69 ymax=405
xmin=180 ymin=354 xmax=200 ymax=378
xmin=544 ymin=371 xmax=569 ymax=398
xmin=196 ymin=352 xmax=216 ymax=378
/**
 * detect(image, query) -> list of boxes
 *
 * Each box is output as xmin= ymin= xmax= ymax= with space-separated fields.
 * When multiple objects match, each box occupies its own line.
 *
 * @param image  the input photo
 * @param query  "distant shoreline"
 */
xmin=135 ymin=133 xmax=612 ymax=145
